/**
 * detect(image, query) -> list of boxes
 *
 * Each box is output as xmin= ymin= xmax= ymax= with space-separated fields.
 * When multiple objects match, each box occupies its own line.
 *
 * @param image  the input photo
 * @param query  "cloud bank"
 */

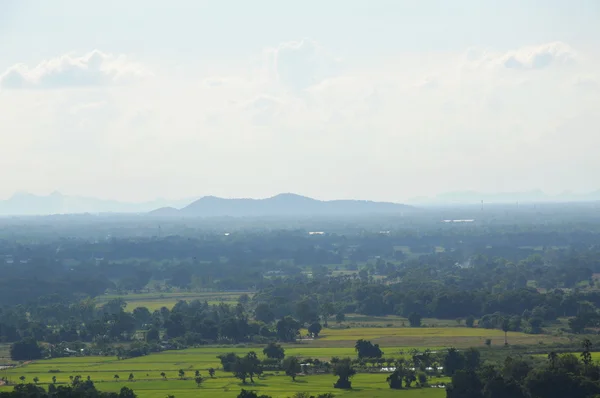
xmin=0 ymin=50 xmax=149 ymax=89
xmin=0 ymin=40 xmax=598 ymax=201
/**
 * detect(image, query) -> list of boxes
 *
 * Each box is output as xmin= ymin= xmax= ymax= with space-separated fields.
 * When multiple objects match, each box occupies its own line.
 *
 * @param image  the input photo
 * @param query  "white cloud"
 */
xmin=265 ymin=38 xmax=342 ymax=91
xmin=0 ymin=50 xmax=150 ymax=89
xmin=463 ymin=42 xmax=577 ymax=71
xmin=502 ymin=42 xmax=576 ymax=70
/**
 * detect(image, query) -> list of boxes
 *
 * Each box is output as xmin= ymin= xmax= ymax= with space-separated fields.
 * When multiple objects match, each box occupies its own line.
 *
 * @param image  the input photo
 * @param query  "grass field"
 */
xmin=96 ymin=292 xmax=246 ymax=312
xmin=0 ymin=327 xmax=564 ymax=398
xmin=0 ymin=358 xmax=448 ymax=398
xmin=1 ymin=374 xmax=449 ymax=398
xmin=304 ymin=326 xmax=565 ymax=349
xmin=0 ymin=323 xmax=567 ymax=397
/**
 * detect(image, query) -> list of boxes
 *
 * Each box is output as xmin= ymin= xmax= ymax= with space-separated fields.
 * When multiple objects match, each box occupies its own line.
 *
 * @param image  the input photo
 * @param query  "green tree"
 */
xmin=403 ymin=368 xmax=416 ymax=387
xmin=387 ymin=368 xmax=404 ymax=389
xmin=501 ymin=318 xmax=510 ymax=345
xmin=443 ymin=348 xmax=465 ymax=377
xmin=114 ymin=374 xmax=119 ymax=382
xmin=10 ymin=338 xmax=43 ymax=361
xmin=276 ymin=317 xmax=301 ymax=342
xmin=465 ymin=315 xmax=475 ymax=328
xmin=146 ymin=328 xmax=160 ymax=342
xmin=119 ymin=386 xmax=137 ymax=398
xmin=128 ymin=373 xmax=134 ymax=382
xmin=333 ymin=358 xmax=356 ymax=389
xmin=320 ymin=302 xmax=335 ymax=327
xmin=233 ymin=352 xmax=262 ymax=384
xmin=464 ymin=348 xmax=481 ymax=371
xmin=160 ymin=372 xmax=166 ymax=380
xmin=178 ymin=369 xmax=185 ymax=379
xmin=417 ymin=372 xmax=427 ymax=386
xmin=254 ymin=303 xmax=275 ymax=324
xmin=295 ymin=300 xmax=318 ymax=324
xmin=208 ymin=368 xmax=216 ymax=378
xmin=547 ymin=352 xmax=558 ymax=369
xmin=308 ymin=322 xmax=322 ymax=338
xmin=335 ymin=312 xmax=345 ymax=324
xmin=52 ymin=375 xmax=57 ymax=384
xmin=33 ymin=377 xmax=39 ymax=384
xmin=581 ymin=339 xmax=593 ymax=367
xmin=408 ymin=312 xmax=422 ymax=327
xmin=283 ymin=356 xmax=301 ymax=381
xmin=263 ymin=342 xmax=285 ymax=360
xmin=19 ymin=376 xmax=25 ymax=384
xmin=354 ymin=339 xmax=383 ymax=359
xmin=195 ymin=376 xmax=204 ymax=387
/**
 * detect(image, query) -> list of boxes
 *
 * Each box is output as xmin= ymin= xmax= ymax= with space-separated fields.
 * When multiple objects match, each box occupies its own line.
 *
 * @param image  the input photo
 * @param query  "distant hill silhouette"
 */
xmin=149 ymin=193 xmax=413 ymax=217
xmin=0 ymin=192 xmax=197 ymax=216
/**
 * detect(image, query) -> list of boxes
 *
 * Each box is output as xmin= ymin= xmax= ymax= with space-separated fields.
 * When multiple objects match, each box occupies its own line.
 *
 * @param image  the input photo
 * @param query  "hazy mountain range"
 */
xmin=0 ymin=192 xmax=412 ymax=217
xmin=0 ymin=191 xmax=198 ymax=216
xmin=2 ymin=189 xmax=600 ymax=216
xmin=150 ymin=193 xmax=412 ymax=217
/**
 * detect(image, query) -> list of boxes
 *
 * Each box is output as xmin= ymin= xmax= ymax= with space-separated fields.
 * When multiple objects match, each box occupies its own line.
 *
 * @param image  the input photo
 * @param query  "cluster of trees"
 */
xmin=4 ymin=295 xmax=305 ymax=359
xmin=4 ymin=270 xmax=600 ymax=356
xmin=251 ymin=272 xmax=600 ymax=333
xmin=215 ymin=340 xmax=487 ymax=391
xmin=446 ymin=340 xmax=600 ymax=398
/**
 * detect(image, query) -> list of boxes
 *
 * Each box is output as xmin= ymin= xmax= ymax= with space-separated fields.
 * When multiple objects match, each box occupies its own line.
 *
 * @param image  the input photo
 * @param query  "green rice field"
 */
xmin=0 ymin=351 xmax=449 ymax=398
xmin=0 ymin=292 xmax=567 ymax=398
xmin=303 ymin=326 xmax=565 ymax=348
xmin=0 ymin=324 xmax=566 ymax=397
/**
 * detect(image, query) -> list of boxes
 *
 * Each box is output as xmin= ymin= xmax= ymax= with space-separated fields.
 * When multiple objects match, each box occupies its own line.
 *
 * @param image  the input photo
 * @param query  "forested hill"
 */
xmin=149 ymin=193 xmax=414 ymax=217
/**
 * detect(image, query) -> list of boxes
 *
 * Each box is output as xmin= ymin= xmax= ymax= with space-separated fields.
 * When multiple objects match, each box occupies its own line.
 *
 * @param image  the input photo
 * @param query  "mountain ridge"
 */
xmin=150 ymin=193 xmax=413 ymax=217
xmin=0 ymin=192 xmax=198 ymax=216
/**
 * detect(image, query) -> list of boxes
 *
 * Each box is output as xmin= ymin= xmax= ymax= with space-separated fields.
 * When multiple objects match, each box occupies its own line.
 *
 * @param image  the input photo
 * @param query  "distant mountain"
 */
xmin=0 ymin=192 xmax=198 ymax=216
xmin=148 ymin=207 xmax=181 ymax=217
xmin=409 ymin=190 xmax=600 ymax=205
xmin=149 ymin=193 xmax=413 ymax=217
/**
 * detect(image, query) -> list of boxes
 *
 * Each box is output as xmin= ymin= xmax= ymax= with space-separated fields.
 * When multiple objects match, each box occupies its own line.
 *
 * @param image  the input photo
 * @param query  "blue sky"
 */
xmin=1 ymin=1 xmax=599 ymax=202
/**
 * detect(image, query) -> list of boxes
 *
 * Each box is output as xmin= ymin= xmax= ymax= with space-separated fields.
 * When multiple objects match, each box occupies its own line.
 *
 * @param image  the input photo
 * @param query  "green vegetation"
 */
xmin=96 ymin=292 xmax=244 ymax=312
xmin=4 ymin=206 xmax=600 ymax=396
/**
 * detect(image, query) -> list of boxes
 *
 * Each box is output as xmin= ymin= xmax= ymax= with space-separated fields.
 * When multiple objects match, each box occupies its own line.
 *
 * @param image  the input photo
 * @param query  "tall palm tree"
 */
xmin=548 ymin=352 xmax=558 ymax=369
xmin=501 ymin=318 xmax=510 ymax=346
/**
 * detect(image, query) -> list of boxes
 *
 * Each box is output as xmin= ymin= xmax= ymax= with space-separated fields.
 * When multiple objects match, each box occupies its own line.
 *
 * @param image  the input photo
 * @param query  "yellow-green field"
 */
xmin=1 ymin=373 xmax=448 ymax=398
xmin=0 ymin=349 xmax=449 ymax=398
xmin=0 ymin=324 xmax=567 ymax=397
xmin=96 ymin=292 xmax=246 ymax=312
xmin=304 ymin=327 xmax=565 ymax=348
xmin=0 ymin=327 xmax=568 ymax=398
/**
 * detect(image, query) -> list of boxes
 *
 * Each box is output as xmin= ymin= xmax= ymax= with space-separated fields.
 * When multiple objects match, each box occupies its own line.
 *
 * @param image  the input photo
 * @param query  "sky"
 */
xmin=1 ymin=0 xmax=599 ymax=203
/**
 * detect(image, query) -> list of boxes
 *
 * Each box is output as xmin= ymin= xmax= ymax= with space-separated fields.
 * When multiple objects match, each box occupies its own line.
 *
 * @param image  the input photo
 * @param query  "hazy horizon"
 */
xmin=3 ymin=188 xmax=600 ymax=205
xmin=2 ymin=0 xmax=599 ymax=203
